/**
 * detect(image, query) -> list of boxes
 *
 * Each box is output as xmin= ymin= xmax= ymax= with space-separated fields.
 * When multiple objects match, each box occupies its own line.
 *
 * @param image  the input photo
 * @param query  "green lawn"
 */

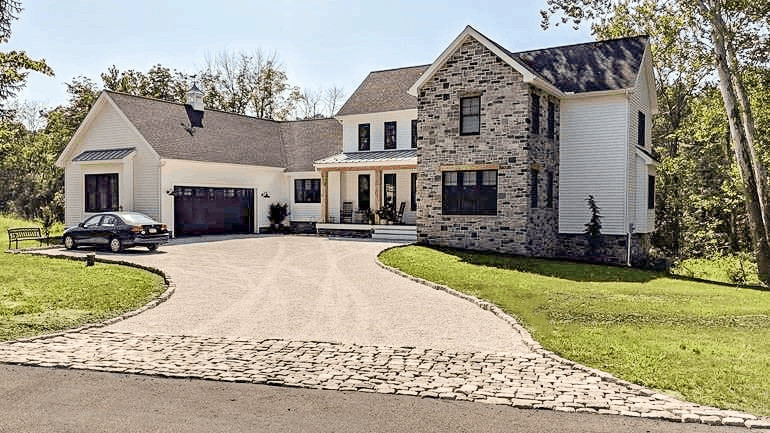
xmin=2 ymin=214 xmax=64 ymax=249
xmin=379 ymin=246 xmax=770 ymax=417
xmin=0 ymin=253 xmax=165 ymax=341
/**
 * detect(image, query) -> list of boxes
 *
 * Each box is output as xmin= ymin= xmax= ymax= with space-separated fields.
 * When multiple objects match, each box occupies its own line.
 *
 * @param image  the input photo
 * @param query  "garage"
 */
xmin=173 ymin=186 xmax=254 ymax=236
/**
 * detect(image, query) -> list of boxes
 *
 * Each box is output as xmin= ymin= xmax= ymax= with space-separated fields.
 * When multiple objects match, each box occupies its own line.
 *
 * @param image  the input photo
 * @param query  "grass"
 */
xmin=1 ymin=214 xmax=64 ymax=249
xmin=0 ymin=253 xmax=165 ymax=341
xmin=379 ymin=246 xmax=770 ymax=417
xmin=672 ymin=254 xmax=761 ymax=286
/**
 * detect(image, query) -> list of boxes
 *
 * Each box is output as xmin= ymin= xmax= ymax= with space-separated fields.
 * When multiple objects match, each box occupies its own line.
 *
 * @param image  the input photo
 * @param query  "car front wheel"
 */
xmin=147 ymin=244 xmax=158 ymax=252
xmin=63 ymin=235 xmax=76 ymax=250
xmin=109 ymin=237 xmax=123 ymax=253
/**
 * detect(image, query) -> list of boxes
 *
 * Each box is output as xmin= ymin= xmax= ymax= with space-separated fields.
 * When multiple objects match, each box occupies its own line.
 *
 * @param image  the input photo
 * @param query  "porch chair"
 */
xmin=341 ymin=201 xmax=353 ymax=223
xmin=396 ymin=201 xmax=406 ymax=225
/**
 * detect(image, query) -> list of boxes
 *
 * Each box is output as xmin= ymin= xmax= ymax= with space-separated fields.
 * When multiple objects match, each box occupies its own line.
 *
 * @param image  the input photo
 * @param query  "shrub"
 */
xmin=268 ymin=202 xmax=288 ymax=226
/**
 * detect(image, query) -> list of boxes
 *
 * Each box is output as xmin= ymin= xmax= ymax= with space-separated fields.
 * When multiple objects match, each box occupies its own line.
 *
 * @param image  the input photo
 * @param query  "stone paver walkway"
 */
xmin=0 ymin=330 xmax=767 ymax=429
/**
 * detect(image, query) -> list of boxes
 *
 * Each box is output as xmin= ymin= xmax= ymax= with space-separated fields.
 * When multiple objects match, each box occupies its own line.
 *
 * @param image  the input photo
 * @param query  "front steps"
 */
xmin=371 ymin=225 xmax=417 ymax=242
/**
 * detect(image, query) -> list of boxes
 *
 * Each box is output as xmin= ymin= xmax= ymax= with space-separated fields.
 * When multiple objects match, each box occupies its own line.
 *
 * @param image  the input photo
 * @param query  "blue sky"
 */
xmin=6 ymin=0 xmax=591 ymax=108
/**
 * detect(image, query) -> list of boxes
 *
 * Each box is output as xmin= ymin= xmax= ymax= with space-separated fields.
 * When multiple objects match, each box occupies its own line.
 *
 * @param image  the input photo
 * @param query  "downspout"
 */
xmin=624 ymin=88 xmax=631 ymax=266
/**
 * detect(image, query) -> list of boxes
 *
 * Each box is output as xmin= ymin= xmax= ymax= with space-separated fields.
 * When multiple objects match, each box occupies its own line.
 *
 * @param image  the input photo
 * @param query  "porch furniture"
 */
xmin=396 ymin=201 xmax=406 ymax=224
xmin=7 ymin=227 xmax=45 ymax=249
xmin=341 ymin=202 xmax=354 ymax=223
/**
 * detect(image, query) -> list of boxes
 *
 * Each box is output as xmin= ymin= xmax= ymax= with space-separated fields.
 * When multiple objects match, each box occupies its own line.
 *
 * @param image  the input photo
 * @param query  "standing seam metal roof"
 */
xmin=72 ymin=147 xmax=136 ymax=161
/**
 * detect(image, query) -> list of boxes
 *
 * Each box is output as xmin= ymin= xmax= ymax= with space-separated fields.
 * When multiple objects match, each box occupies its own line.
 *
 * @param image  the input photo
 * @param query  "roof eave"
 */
xmin=561 ymin=88 xmax=634 ymax=99
xmin=314 ymin=158 xmax=418 ymax=169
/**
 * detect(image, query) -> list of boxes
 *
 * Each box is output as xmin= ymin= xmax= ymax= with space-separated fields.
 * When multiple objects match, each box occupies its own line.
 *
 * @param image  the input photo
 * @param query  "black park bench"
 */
xmin=7 ymin=227 xmax=46 ymax=249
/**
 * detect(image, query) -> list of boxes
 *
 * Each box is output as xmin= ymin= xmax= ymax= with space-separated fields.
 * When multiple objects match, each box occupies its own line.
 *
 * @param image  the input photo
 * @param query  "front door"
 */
xmin=358 ymin=174 xmax=370 ymax=211
xmin=383 ymin=173 xmax=396 ymax=210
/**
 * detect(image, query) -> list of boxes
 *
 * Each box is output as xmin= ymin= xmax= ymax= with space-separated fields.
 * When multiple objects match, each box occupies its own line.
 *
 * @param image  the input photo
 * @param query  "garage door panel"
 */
xmin=174 ymin=186 xmax=254 ymax=236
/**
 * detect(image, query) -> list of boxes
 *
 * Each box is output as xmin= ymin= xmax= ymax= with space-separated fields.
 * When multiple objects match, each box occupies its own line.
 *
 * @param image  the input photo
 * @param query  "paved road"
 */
xmin=46 ymin=236 xmax=522 ymax=352
xmin=0 ymin=365 xmax=746 ymax=433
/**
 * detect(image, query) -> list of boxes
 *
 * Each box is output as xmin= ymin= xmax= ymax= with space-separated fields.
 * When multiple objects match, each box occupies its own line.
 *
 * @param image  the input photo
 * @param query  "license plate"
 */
xmin=148 ymin=228 xmax=157 ymax=234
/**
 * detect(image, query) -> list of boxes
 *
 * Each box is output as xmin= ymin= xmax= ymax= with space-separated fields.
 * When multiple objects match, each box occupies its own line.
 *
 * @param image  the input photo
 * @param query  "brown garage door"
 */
xmin=173 ymin=186 xmax=254 ymax=236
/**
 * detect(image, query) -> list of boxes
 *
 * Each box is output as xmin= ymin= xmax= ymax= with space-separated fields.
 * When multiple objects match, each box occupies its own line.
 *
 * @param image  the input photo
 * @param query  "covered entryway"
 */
xmin=173 ymin=186 xmax=254 ymax=236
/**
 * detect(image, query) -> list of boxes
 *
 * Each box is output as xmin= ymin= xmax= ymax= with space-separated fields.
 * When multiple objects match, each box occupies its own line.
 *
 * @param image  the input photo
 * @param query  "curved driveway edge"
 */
xmin=374 ymin=246 xmax=770 ymax=429
xmin=5 ymin=250 xmax=175 ymax=343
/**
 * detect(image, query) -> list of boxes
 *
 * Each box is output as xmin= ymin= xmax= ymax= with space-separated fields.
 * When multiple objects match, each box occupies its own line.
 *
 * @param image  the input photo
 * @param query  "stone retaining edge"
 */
xmin=4 ymin=250 xmax=176 ymax=344
xmin=374 ymin=245 xmax=769 ymax=429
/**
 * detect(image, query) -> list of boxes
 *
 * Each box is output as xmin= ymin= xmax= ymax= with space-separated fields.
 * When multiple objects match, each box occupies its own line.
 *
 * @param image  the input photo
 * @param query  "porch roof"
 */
xmin=314 ymin=149 xmax=416 ymax=167
xmin=72 ymin=147 xmax=136 ymax=162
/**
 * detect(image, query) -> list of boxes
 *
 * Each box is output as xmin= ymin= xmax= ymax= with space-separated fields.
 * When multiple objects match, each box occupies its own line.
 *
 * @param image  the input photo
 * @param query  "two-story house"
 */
xmin=56 ymin=25 xmax=657 ymax=264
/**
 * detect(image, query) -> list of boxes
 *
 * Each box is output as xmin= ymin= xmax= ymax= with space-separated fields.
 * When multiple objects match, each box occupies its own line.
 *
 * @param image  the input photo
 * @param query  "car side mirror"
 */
xmin=78 ymin=222 xmax=84 ymax=228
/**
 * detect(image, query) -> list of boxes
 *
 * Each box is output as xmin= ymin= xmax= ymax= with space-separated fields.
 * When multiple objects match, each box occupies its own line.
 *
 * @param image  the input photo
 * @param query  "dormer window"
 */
xmin=358 ymin=123 xmax=370 ymax=151
xmin=384 ymin=121 xmax=397 ymax=149
xmin=460 ymin=96 xmax=480 ymax=135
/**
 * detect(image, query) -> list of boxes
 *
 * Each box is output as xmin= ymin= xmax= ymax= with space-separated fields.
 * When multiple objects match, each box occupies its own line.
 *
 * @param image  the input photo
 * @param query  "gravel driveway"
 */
xmin=44 ymin=236 xmax=524 ymax=353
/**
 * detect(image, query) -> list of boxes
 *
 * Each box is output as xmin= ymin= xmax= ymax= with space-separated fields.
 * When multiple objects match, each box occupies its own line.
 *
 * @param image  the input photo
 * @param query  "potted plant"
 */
xmin=268 ymin=202 xmax=289 ymax=232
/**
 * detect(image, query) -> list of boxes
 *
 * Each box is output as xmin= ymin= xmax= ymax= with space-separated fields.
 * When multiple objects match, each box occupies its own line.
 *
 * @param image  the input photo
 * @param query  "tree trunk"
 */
xmin=697 ymin=0 xmax=770 ymax=283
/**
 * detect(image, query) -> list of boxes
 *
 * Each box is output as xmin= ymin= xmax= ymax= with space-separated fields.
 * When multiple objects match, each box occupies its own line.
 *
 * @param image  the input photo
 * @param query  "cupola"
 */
xmin=186 ymin=83 xmax=204 ymax=112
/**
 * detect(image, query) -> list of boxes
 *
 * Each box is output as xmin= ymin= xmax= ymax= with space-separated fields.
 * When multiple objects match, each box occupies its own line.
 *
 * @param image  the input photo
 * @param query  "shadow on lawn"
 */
xmin=434 ymin=246 xmax=770 ymax=290
xmin=436 ymin=247 xmax=659 ymax=283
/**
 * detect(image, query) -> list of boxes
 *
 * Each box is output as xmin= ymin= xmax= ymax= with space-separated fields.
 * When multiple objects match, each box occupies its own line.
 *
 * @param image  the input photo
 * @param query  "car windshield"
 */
xmin=120 ymin=213 xmax=158 ymax=225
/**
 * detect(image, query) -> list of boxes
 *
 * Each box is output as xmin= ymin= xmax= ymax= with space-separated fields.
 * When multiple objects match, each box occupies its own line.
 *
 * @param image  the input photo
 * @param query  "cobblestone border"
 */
xmin=375 ymin=245 xmax=770 ymax=429
xmin=4 ymin=250 xmax=175 ymax=343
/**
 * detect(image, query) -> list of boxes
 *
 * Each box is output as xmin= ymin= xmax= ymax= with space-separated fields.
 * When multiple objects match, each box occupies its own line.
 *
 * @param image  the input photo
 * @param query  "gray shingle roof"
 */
xmin=106 ymin=92 xmax=340 ymax=170
xmin=315 ymin=149 xmax=416 ymax=165
xmin=508 ymin=36 xmax=648 ymax=93
xmin=336 ymin=65 xmax=429 ymax=116
xmin=73 ymin=147 xmax=135 ymax=161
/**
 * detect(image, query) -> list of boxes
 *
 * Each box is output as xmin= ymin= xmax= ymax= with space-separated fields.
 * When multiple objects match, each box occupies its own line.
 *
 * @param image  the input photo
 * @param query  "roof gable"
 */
xmin=409 ymin=25 xmax=648 ymax=96
xmin=336 ymin=65 xmax=429 ymax=116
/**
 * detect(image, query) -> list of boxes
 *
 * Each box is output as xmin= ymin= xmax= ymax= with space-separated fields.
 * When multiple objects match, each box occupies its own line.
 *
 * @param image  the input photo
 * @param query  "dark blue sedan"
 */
xmin=63 ymin=212 xmax=170 ymax=252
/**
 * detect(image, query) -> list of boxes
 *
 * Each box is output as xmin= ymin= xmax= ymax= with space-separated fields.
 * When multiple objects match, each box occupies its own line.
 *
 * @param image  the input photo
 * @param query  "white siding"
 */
xmin=629 ymin=54 xmax=655 ymax=233
xmin=62 ymin=99 xmax=160 ymax=226
xmin=559 ymin=95 xmax=629 ymax=234
xmin=159 ymin=159 xmax=286 ymax=232
xmin=338 ymin=109 xmax=417 ymax=153
xmin=287 ymin=171 xmax=321 ymax=222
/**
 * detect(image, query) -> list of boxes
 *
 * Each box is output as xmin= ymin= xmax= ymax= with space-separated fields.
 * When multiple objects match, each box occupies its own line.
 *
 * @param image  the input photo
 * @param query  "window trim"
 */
xmin=460 ymin=96 xmax=481 ymax=136
xmin=441 ymin=169 xmax=497 ymax=216
xmin=384 ymin=121 xmax=397 ymax=150
xmin=358 ymin=123 xmax=370 ymax=151
xmin=648 ymin=175 xmax=655 ymax=209
xmin=411 ymin=119 xmax=418 ymax=148
xmin=84 ymin=173 xmax=119 ymax=213
xmin=294 ymin=178 xmax=321 ymax=203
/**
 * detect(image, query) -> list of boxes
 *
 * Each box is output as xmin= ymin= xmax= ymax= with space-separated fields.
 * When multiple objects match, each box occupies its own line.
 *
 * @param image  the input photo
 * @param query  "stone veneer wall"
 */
xmin=557 ymin=233 xmax=651 ymax=265
xmin=416 ymin=37 xmax=561 ymax=257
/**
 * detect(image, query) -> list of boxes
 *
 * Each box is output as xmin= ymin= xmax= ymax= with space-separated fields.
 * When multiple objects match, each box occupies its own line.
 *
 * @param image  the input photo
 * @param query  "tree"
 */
xmin=584 ymin=195 xmax=603 ymax=256
xmin=541 ymin=0 xmax=770 ymax=283
xmin=0 ymin=1 xmax=52 ymax=117
xmin=101 ymin=65 xmax=189 ymax=102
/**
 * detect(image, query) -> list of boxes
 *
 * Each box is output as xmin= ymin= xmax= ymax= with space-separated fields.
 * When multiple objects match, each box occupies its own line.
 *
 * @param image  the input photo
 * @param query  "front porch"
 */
xmin=314 ymin=149 xmax=418 ymax=241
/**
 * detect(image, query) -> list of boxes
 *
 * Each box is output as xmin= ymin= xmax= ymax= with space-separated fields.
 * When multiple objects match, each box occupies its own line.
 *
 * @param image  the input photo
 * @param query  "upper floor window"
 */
xmin=442 ymin=170 xmax=497 ymax=215
xmin=358 ymin=123 xmax=370 ymax=151
xmin=460 ymin=96 xmax=480 ymax=135
xmin=638 ymin=111 xmax=646 ymax=147
xmin=531 ymin=94 xmax=540 ymax=134
xmin=547 ymin=101 xmax=555 ymax=138
xmin=85 ymin=173 xmax=119 ymax=212
xmin=295 ymin=179 xmax=321 ymax=203
xmin=411 ymin=119 xmax=418 ymax=148
xmin=648 ymin=175 xmax=655 ymax=209
xmin=384 ymin=121 xmax=397 ymax=149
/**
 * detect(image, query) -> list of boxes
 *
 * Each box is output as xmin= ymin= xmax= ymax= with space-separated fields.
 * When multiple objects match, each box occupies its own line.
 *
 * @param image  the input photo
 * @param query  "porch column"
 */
xmin=374 ymin=168 xmax=382 ymax=209
xmin=320 ymin=169 xmax=328 ymax=223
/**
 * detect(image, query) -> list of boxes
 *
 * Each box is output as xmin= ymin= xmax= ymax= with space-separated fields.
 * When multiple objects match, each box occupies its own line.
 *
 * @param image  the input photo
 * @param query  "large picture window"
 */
xmin=442 ymin=170 xmax=497 ymax=215
xmin=460 ymin=96 xmax=480 ymax=135
xmin=358 ymin=123 xmax=370 ymax=151
xmin=384 ymin=121 xmax=397 ymax=149
xmin=294 ymin=179 xmax=321 ymax=203
xmin=85 ymin=173 xmax=119 ymax=212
